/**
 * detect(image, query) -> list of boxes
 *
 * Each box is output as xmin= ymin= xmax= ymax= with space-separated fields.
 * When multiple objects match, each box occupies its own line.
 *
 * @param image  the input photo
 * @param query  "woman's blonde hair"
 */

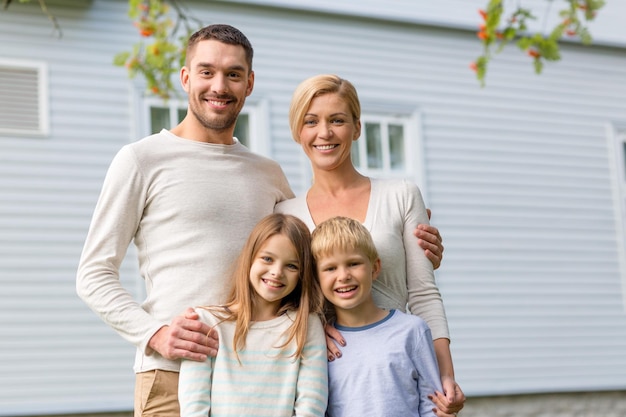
xmin=201 ymin=213 xmax=323 ymax=360
xmin=288 ymin=74 xmax=361 ymax=144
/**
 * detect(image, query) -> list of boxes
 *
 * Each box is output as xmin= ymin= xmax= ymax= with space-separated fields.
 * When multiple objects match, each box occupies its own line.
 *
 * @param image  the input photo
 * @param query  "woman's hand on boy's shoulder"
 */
xmin=324 ymin=323 xmax=345 ymax=362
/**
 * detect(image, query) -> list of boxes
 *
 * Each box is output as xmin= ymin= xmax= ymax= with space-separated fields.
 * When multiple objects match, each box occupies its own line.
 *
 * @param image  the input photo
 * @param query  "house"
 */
xmin=1 ymin=0 xmax=625 ymax=415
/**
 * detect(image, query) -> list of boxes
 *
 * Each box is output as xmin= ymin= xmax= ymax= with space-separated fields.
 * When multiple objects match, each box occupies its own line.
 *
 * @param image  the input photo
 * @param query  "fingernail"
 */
xmin=335 ymin=351 xmax=341 ymax=358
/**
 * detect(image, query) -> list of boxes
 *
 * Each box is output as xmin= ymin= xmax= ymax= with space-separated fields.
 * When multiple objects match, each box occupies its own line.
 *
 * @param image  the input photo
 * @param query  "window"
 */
xmin=608 ymin=123 xmax=626 ymax=308
xmin=141 ymin=97 xmax=269 ymax=155
xmin=0 ymin=59 xmax=48 ymax=137
xmin=351 ymin=111 xmax=422 ymax=183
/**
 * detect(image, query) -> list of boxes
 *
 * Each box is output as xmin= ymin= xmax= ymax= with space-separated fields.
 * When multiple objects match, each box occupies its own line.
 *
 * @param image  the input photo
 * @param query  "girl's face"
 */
xmin=298 ymin=92 xmax=361 ymax=172
xmin=249 ymin=233 xmax=301 ymax=318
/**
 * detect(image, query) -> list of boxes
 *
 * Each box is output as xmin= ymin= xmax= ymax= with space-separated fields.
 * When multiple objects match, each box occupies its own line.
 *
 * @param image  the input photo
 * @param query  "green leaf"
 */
xmin=580 ymin=28 xmax=593 ymax=44
xmin=113 ymin=51 xmax=131 ymax=66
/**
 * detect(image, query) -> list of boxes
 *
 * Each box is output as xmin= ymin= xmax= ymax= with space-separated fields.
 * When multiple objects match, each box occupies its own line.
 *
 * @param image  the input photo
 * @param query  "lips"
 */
xmin=203 ymin=95 xmax=235 ymax=108
xmin=335 ymin=285 xmax=357 ymax=294
xmin=207 ymin=99 xmax=228 ymax=107
xmin=314 ymin=144 xmax=338 ymax=151
xmin=262 ymin=278 xmax=284 ymax=288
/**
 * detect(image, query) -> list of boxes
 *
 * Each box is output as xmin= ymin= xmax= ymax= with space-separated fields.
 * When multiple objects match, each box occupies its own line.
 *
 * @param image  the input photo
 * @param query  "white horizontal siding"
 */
xmin=0 ymin=0 xmax=138 ymax=415
xmin=1 ymin=0 xmax=625 ymax=415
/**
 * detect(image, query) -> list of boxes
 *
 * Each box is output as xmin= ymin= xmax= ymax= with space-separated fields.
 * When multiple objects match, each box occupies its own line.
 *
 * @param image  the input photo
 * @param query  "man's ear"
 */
xmin=372 ymin=258 xmax=381 ymax=281
xmin=180 ymin=66 xmax=190 ymax=93
xmin=246 ymin=70 xmax=255 ymax=97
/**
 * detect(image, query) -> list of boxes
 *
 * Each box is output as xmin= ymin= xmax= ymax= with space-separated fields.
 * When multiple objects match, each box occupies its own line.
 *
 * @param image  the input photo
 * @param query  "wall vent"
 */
xmin=0 ymin=59 xmax=49 ymax=137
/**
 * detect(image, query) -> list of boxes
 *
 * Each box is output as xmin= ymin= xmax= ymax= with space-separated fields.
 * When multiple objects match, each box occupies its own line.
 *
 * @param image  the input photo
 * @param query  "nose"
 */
xmin=318 ymin=122 xmax=333 ymax=138
xmin=270 ymin=264 xmax=283 ymax=277
xmin=337 ymin=266 xmax=351 ymax=281
xmin=211 ymin=73 xmax=229 ymax=95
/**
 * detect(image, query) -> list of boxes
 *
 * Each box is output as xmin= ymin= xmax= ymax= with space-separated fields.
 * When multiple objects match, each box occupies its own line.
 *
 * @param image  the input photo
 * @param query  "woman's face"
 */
xmin=298 ymin=93 xmax=361 ymax=172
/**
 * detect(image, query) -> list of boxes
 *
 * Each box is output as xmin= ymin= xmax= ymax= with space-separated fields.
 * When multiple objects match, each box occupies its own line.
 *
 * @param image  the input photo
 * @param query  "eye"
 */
xmin=228 ymin=71 xmax=242 ymax=79
xmin=261 ymin=256 xmax=272 ymax=263
xmin=287 ymin=263 xmax=299 ymax=271
xmin=331 ymin=118 xmax=345 ymax=124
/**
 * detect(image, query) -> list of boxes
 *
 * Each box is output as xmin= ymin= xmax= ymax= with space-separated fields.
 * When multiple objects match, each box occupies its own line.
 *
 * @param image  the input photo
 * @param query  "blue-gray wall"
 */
xmin=0 ymin=0 xmax=625 ymax=414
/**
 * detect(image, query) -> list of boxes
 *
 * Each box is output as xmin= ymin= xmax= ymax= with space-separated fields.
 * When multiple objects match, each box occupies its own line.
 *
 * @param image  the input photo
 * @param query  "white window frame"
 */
xmin=138 ymin=95 xmax=270 ymax=157
xmin=607 ymin=121 xmax=626 ymax=310
xmin=0 ymin=58 xmax=49 ymax=137
xmin=352 ymin=107 xmax=426 ymax=194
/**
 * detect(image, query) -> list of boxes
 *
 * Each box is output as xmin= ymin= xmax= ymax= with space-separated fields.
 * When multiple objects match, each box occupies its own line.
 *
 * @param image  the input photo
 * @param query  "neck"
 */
xmin=333 ymin=299 xmax=388 ymax=328
xmin=170 ymin=117 xmax=236 ymax=145
xmin=309 ymin=165 xmax=367 ymax=195
xmin=251 ymin=301 xmax=281 ymax=322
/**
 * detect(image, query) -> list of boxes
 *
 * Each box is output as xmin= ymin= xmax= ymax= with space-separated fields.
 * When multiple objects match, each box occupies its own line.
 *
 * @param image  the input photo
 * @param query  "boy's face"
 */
xmin=316 ymin=248 xmax=381 ymax=312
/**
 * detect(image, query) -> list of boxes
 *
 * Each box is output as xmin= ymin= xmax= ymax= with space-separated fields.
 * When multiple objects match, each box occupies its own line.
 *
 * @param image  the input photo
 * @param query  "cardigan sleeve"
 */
xmin=402 ymin=180 xmax=450 ymax=340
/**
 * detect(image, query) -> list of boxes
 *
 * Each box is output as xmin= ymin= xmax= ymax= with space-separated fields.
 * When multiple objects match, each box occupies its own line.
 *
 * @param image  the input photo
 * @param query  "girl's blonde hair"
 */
xmin=288 ymin=74 xmax=361 ymax=144
xmin=201 ymin=213 xmax=323 ymax=360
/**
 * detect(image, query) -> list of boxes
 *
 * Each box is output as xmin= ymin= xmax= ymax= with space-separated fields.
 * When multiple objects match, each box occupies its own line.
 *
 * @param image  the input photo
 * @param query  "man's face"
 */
xmin=181 ymin=40 xmax=254 ymax=133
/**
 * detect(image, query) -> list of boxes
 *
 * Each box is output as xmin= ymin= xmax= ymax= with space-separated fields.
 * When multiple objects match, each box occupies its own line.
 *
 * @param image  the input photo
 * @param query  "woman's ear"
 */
xmin=353 ymin=119 xmax=361 ymax=141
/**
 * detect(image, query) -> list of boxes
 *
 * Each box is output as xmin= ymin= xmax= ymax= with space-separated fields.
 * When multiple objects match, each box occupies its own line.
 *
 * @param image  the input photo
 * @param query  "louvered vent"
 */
xmin=0 ymin=60 xmax=48 ymax=136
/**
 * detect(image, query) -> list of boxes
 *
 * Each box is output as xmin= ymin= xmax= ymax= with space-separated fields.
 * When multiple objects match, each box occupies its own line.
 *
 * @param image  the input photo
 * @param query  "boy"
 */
xmin=311 ymin=216 xmax=443 ymax=417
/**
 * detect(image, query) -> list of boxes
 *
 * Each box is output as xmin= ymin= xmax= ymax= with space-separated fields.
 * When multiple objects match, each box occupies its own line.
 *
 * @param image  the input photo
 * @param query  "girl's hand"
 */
xmin=324 ymin=323 xmax=345 ymax=361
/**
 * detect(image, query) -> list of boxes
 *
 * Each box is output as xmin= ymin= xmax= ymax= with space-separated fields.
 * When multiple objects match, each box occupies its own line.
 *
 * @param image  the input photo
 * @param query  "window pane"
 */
xmin=234 ymin=114 xmax=249 ymax=147
xmin=177 ymin=108 xmax=186 ymax=123
xmin=622 ymin=140 xmax=626 ymax=181
xmin=351 ymin=141 xmax=360 ymax=167
xmin=150 ymin=107 xmax=170 ymax=133
xmin=389 ymin=124 xmax=405 ymax=170
xmin=365 ymin=122 xmax=382 ymax=169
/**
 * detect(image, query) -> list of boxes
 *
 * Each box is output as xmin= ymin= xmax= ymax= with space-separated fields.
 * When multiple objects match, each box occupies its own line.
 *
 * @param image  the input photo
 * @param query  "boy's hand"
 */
xmin=147 ymin=307 xmax=218 ymax=361
xmin=324 ymin=323 xmax=345 ymax=361
xmin=429 ymin=376 xmax=465 ymax=416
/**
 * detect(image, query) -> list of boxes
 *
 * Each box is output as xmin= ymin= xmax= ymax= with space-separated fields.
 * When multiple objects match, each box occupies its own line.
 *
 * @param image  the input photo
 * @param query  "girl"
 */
xmin=275 ymin=74 xmax=465 ymax=416
xmin=178 ymin=213 xmax=328 ymax=417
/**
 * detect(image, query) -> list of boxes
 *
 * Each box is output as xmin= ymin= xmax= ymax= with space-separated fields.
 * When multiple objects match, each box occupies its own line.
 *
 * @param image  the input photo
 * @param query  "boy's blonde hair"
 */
xmin=311 ymin=216 xmax=378 ymax=263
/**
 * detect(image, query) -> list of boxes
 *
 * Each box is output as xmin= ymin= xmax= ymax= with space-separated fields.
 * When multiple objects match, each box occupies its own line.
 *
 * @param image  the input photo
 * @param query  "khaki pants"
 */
xmin=134 ymin=370 xmax=180 ymax=417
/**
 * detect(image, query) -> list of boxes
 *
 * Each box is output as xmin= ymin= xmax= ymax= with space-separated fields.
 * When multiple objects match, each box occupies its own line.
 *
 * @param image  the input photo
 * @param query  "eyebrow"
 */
xmin=195 ymin=62 xmax=247 ymax=72
xmin=304 ymin=111 xmax=349 ymax=118
xmin=258 ymin=250 xmax=299 ymax=264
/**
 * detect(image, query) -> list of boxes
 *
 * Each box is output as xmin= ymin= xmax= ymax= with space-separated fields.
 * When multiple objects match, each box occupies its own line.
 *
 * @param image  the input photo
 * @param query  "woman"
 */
xmin=275 ymin=74 xmax=465 ymax=416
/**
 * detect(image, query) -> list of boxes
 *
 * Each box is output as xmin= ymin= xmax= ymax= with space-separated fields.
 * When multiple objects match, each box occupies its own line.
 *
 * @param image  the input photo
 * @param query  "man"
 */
xmin=77 ymin=24 xmax=444 ymax=416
